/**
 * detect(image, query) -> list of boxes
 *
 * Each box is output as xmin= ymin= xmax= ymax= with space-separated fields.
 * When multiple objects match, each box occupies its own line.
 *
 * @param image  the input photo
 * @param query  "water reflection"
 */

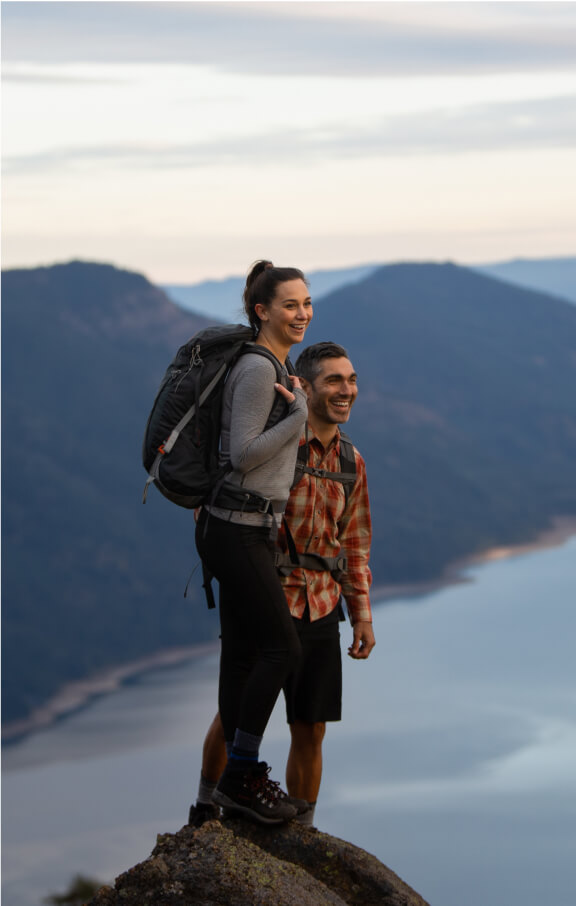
xmin=3 ymin=539 xmax=576 ymax=906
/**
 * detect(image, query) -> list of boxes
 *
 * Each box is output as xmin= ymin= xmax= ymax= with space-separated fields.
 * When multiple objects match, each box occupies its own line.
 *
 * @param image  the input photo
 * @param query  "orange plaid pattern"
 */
xmin=277 ymin=428 xmax=372 ymax=624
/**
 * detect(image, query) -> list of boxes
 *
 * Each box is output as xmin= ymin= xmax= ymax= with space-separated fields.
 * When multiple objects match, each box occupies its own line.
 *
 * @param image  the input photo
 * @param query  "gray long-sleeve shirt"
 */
xmin=207 ymin=352 xmax=308 ymax=526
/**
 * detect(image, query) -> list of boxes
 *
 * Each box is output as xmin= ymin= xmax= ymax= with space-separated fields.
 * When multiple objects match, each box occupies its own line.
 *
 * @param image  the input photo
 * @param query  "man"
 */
xmin=189 ymin=341 xmax=375 ymax=826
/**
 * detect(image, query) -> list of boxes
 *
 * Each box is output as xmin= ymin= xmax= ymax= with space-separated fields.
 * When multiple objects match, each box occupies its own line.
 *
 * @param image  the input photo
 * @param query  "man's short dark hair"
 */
xmin=295 ymin=342 xmax=350 ymax=384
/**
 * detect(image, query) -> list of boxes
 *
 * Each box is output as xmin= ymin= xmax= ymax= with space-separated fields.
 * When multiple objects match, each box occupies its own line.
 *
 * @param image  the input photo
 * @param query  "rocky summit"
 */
xmin=88 ymin=816 xmax=429 ymax=906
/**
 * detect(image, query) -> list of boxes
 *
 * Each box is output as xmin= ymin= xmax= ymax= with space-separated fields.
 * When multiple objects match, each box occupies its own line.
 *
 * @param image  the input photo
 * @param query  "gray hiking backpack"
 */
xmin=142 ymin=324 xmax=293 ymax=509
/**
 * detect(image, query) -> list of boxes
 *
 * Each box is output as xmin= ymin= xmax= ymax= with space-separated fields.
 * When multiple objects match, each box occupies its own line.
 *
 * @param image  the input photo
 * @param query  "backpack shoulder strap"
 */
xmin=279 ymin=430 xmax=358 ymax=581
xmin=240 ymin=342 xmax=283 ymax=377
xmin=238 ymin=343 xmax=292 ymax=430
xmin=239 ymin=343 xmax=295 ymax=377
xmin=336 ymin=431 xmax=357 ymax=506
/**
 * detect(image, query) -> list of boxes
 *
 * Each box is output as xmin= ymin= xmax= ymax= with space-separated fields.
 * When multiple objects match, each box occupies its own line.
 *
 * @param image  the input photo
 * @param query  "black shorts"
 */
xmin=283 ymin=605 xmax=342 ymax=724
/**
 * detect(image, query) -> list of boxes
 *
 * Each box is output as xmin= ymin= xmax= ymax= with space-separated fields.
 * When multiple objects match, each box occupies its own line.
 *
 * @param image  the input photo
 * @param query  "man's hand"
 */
xmin=347 ymin=621 xmax=376 ymax=659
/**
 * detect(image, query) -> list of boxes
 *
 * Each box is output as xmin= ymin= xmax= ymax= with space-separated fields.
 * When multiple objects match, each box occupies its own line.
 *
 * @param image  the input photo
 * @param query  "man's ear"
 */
xmin=299 ymin=377 xmax=312 ymax=400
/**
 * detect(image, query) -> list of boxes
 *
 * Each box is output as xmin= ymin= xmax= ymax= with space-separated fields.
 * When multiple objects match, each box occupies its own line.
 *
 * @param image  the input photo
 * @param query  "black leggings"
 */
xmin=196 ymin=509 xmax=302 ymax=742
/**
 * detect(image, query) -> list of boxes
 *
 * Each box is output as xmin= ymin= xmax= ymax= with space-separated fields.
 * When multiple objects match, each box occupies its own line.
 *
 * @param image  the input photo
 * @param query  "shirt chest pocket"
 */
xmin=310 ymin=479 xmax=346 ymax=533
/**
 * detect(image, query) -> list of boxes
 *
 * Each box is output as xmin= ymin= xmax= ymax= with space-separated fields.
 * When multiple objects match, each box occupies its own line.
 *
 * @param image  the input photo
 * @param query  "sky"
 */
xmin=2 ymin=0 xmax=576 ymax=283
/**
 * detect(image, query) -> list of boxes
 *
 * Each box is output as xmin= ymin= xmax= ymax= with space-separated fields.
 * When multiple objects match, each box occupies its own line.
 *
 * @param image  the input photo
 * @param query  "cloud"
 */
xmin=2 ymin=70 xmax=121 ymax=85
xmin=2 ymin=1 xmax=576 ymax=76
xmin=4 ymin=94 xmax=575 ymax=175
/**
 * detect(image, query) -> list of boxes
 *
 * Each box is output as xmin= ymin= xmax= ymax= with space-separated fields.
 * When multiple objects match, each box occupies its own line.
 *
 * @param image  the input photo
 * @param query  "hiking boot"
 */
xmin=220 ymin=792 xmax=309 ymax=820
xmin=276 ymin=790 xmax=311 ymax=816
xmin=187 ymin=801 xmax=221 ymax=827
xmin=212 ymin=761 xmax=298 ymax=825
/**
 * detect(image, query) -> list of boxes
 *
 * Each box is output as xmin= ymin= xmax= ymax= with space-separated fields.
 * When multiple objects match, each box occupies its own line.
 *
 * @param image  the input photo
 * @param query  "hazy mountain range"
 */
xmin=473 ymin=257 xmax=576 ymax=304
xmin=2 ymin=258 xmax=576 ymax=728
xmin=162 ymin=264 xmax=379 ymax=323
xmin=162 ymin=256 xmax=576 ymax=322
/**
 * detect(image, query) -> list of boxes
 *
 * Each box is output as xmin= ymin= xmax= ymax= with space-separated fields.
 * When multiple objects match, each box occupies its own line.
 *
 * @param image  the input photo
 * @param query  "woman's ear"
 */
xmin=254 ymin=302 xmax=268 ymax=322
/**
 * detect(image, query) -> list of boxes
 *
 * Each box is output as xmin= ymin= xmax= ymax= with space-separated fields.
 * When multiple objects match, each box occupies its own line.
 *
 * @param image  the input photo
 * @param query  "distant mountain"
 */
xmin=301 ymin=262 xmax=576 ymax=584
xmin=164 ymin=257 xmax=576 ymax=321
xmin=1 ymin=262 xmax=217 ymax=726
xmin=3 ymin=259 xmax=576 ymax=728
xmin=475 ymin=256 xmax=576 ymax=304
xmin=162 ymin=264 xmax=378 ymax=322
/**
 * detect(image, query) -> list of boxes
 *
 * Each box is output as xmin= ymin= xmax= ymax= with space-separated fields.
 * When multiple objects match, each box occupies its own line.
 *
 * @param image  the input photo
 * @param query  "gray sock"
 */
xmin=196 ymin=773 xmax=218 ymax=806
xmin=230 ymin=728 xmax=262 ymax=762
xmin=295 ymin=802 xmax=316 ymax=826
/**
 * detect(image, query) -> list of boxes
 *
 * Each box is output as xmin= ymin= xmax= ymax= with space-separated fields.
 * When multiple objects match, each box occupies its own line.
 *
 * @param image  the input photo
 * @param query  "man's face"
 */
xmin=304 ymin=356 xmax=358 ymax=426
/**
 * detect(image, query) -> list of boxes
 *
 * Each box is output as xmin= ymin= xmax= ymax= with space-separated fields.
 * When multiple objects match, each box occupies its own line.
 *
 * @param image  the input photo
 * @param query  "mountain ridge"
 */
xmin=2 ymin=262 xmax=217 ymax=725
xmin=473 ymin=255 xmax=576 ymax=304
xmin=302 ymin=262 xmax=576 ymax=582
xmin=3 ymin=258 xmax=576 ymax=726
xmin=162 ymin=255 xmax=576 ymax=321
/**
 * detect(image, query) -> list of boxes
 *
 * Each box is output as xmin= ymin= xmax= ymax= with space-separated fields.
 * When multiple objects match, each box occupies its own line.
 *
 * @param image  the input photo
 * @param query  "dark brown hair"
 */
xmin=243 ymin=260 xmax=308 ymax=332
xmin=295 ymin=341 xmax=350 ymax=383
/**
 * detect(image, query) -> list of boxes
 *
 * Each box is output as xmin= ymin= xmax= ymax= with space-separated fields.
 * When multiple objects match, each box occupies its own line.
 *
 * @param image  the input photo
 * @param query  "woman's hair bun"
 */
xmin=245 ymin=260 xmax=274 ymax=289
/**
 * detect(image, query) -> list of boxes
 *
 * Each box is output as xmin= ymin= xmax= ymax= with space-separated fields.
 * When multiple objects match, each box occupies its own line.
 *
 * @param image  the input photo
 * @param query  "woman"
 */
xmin=196 ymin=260 xmax=313 ymax=824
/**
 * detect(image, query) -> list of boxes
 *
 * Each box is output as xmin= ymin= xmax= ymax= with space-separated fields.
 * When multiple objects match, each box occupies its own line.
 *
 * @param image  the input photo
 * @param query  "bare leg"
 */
xmin=201 ymin=712 xmax=228 ymax=783
xmin=286 ymin=720 xmax=326 ymax=803
xmin=189 ymin=713 xmax=228 ymax=824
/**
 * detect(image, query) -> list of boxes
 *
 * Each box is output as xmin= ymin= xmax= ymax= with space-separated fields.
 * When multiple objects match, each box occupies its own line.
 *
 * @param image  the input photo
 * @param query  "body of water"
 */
xmin=3 ymin=536 xmax=576 ymax=906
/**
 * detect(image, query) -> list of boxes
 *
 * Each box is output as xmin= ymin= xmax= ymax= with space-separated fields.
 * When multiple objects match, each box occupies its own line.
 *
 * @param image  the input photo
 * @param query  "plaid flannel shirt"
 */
xmin=277 ymin=427 xmax=372 ymax=624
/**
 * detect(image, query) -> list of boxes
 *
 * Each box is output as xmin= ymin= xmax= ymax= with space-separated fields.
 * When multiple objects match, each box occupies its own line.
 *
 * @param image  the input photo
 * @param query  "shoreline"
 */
xmin=370 ymin=514 xmax=576 ymax=603
xmin=1 ymin=642 xmax=221 ymax=744
xmin=4 ymin=516 xmax=576 ymax=745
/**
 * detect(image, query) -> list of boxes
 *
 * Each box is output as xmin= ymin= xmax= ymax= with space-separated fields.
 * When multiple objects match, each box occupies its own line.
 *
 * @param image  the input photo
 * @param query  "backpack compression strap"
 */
xmin=143 ymin=344 xmax=293 ymax=505
xmin=291 ymin=431 xmax=356 ymax=505
xmin=142 ymin=358 xmax=231 ymax=504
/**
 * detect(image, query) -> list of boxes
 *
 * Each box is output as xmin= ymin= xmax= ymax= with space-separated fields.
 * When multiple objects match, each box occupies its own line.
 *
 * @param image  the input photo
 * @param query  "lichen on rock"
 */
xmin=87 ymin=817 xmax=429 ymax=906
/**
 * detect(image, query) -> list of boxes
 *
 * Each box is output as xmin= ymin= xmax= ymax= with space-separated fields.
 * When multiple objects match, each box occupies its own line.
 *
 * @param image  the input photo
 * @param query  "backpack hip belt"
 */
xmin=211 ymin=483 xmax=274 ymax=516
xmin=275 ymin=550 xmax=348 ymax=582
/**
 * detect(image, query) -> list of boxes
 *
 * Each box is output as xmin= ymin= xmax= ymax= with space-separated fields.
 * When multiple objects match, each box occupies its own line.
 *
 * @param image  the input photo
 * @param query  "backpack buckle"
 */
xmin=255 ymin=495 xmax=273 ymax=515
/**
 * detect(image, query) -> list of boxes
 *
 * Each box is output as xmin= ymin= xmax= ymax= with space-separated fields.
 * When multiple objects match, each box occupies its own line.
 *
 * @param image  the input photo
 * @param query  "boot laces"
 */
xmin=249 ymin=766 xmax=283 ymax=804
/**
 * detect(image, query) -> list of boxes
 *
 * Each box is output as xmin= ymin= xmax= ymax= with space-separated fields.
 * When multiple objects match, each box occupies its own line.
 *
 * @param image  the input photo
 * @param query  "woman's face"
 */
xmin=256 ymin=279 xmax=313 ymax=348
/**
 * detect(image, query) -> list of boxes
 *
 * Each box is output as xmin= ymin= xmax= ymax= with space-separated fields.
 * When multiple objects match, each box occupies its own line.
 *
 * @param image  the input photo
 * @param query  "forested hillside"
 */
xmin=3 ymin=260 xmax=576 ymax=727
xmin=302 ymin=263 xmax=576 ymax=580
xmin=1 ymin=263 xmax=216 ymax=725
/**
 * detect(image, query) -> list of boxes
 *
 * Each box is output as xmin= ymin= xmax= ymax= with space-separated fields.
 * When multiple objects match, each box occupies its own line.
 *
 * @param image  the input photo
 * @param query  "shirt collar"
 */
xmin=301 ymin=422 xmax=341 ymax=454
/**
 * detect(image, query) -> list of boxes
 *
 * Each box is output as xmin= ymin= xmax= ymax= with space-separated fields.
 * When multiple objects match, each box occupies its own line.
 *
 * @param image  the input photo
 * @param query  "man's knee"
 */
xmin=290 ymin=720 xmax=326 ymax=748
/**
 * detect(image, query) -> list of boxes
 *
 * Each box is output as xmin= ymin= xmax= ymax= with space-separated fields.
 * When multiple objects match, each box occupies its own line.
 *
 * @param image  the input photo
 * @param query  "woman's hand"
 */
xmin=273 ymin=374 xmax=302 ymax=404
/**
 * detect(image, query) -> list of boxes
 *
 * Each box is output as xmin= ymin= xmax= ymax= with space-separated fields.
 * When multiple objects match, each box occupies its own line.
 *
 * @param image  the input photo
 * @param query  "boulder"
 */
xmin=88 ymin=817 xmax=429 ymax=906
